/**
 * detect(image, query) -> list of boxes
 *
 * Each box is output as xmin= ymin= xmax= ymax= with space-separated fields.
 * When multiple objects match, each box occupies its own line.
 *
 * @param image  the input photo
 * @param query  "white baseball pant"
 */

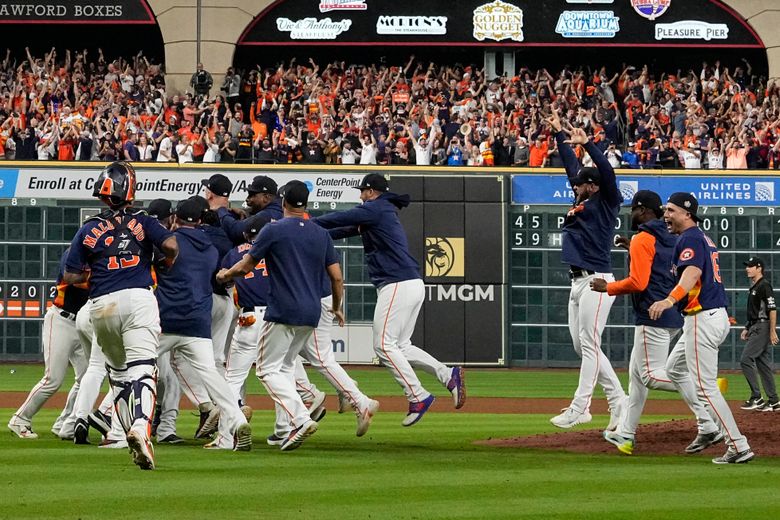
xmin=567 ymin=273 xmax=626 ymax=413
xmin=10 ymin=306 xmax=88 ymax=432
xmin=373 ymin=279 xmax=451 ymax=403
xmin=211 ymin=293 xmax=238 ymax=377
xmin=618 ymin=325 xmax=719 ymax=437
xmin=671 ymin=308 xmax=750 ymax=452
xmin=155 ymin=351 xmax=180 ymax=440
xmin=224 ymin=306 xmax=266 ymax=405
xmin=256 ymin=321 xmax=314 ymax=430
xmin=89 ymin=288 xmax=160 ymax=436
xmin=158 ymin=334 xmax=247 ymax=446
xmin=274 ymin=297 xmax=369 ymax=436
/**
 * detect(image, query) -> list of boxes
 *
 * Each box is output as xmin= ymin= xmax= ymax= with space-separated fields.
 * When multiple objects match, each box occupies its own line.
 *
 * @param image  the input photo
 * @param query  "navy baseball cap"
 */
xmin=201 ymin=174 xmax=232 ymax=197
xmin=147 ymin=199 xmax=172 ymax=220
xmin=667 ymin=192 xmax=700 ymax=222
xmin=631 ymin=190 xmax=663 ymax=216
xmin=247 ymin=175 xmax=278 ymax=195
xmin=572 ymin=167 xmax=600 ymax=186
xmin=282 ymin=180 xmax=309 ymax=208
xmin=354 ymin=173 xmax=389 ymax=192
xmin=744 ymin=257 xmax=765 ymax=269
xmin=175 ymin=198 xmax=203 ymax=223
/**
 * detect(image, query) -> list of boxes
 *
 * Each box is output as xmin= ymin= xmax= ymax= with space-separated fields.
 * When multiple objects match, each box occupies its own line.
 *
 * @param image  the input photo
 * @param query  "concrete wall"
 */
xmin=146 ymin=0 xmax=780 ymax=95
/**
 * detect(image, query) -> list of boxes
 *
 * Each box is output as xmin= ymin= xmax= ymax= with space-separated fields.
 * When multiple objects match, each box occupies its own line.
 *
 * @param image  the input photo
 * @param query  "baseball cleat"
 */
xmin=740 ymin=397 xmax=765 ymax=410
xmin=240 ymin=405 xmax=253 ymax=423
xmin=603 ymin=430 xmax=635 ymax=455
xmin=73 ymin=418 xmax=90 ymax=445
xmin=338 ymin=392 xmax=353 ymax=414
xmin=233 ymin=423 xmax=252 ymax=452
xmin=684 ymin=431 xmax=724 ymax=454
xmin=127 ymin=430 xmax=155 ymax=470
xmin=157 ymin=434 xmax=184 ymax=444
xmin=758 ymin=400 xmax=779 ymax=412
xmin=402 ymin=394 xmax=436 ymax=427
xmin=305 ymin=391 xmax=327 ymax=415
xmin=356 ymin=399 xmax=380 ymax=437
xmin=99 ymin=438 xmax=129 ymax=449
xmin=712 ymin=447 xmax=755 ymax=464
xmin=606 ymin=396 xmax=627 ymax=431
xmin=88 ymin=411 xmax=112 ymax=437
xmin=310 ymin=406 xmax=327 ymax=423
xmin=266 ymin=433 xmax=286 ymax=446
xmin=8 ymin=421 xmax=38 ymax=439
xmin=195 ymin=406 xmax=220 ymax=439
xmin=280 ymin=420 xmax=318 ymax=451
xmin=550 ymin=407 xmax=592 ymax=429
xmin=447 ymin=367 xmax=466 ymax=409
xmin=716 ymin=377 xmax=728 ymax=394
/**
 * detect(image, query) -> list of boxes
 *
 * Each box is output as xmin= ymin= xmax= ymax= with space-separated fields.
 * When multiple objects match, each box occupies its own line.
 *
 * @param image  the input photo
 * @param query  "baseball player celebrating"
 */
xmin=592 ymin=191 xmax=721 ymax=454
xmin=547 ymin=110 xmax=627 ymax=429
xmin=63 ymin=161 xmax=178 ymax=470
xmin=154 ymin=198 xmax=252 ymax=451
xmin=218 ymin=175 xmax=283 ymax=245
xmin=313 ymin=173 xmax=466 ymax=426
xmin=739 ymin=256 xmax=779 ymax=412
xmin=648 ymin=192 xmax=753 ymax=464
xmin=217 ymin=181 xmax=343 ymax=451
xmin=7 ymin=251 xmax=89 ymax=439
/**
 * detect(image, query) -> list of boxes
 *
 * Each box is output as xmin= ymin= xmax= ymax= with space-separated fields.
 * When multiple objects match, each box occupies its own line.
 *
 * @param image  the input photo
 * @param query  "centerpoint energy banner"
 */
xmin=0 ymin=167 xmax=364 ymax=203
xmin=239 ymin=0 xmax=761 ymax=48
xmin=0 ymin=0 xmax=155 ymax=23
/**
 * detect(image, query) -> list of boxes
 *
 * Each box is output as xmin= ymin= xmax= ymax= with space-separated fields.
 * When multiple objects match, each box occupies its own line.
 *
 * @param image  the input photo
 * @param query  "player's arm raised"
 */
xmin=648 ymin=265 xmax=702 ymax=320
xmin=584 ymin=133 xmax=620 ymax=206
xmin=547 ymin=109 xmax=579 ymax=183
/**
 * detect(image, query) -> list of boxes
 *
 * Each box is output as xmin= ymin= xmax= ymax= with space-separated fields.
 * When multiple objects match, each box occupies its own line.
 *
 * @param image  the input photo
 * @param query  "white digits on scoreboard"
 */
xmin=27 ymin=285 xmax=37 ymax=298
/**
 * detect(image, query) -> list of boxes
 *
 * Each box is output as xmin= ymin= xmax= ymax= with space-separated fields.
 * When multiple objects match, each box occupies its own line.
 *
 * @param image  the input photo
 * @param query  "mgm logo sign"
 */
xmin=425 ymin=237 xmax=464 ymax=277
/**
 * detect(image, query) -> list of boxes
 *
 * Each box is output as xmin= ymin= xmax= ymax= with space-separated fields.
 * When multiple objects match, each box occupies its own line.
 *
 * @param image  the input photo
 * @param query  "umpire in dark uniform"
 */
xmin=739 ymin=256 xmax=779 ymax=412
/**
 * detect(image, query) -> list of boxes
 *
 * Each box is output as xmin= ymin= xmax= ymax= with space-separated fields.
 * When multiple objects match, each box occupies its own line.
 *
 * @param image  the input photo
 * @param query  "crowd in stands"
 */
xmin=1 ymin=48 xmax=779 ymax=170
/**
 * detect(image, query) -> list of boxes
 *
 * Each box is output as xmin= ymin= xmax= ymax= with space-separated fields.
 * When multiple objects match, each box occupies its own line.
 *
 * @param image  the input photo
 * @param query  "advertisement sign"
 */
xmin=276 ymin=17 xmax=352 ymax=39
xmin=655 ymin=20 xmax=729 ymax=41
xmin=0 ymin=0 xmax=155 ymax=23
xmin=6 ymin=168 xmax=364 ymax=203
xmin=239 ymin=0 xmax=760 ymax=48
xmin=555 ymin=11 xmax=620 ymax=38
xmin=630 ymin=0 xmax=671 ymax=20
xmin=376 ymin=15 xmax=448 ymax=35
xmin=511 ymin=174 xmax=778 ymax=207
xmin=319 ymin=0 xmax=367 ymax=13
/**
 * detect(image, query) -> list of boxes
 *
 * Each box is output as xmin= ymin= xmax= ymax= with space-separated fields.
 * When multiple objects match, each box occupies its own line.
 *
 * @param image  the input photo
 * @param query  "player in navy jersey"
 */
xmin=63 ymin=161 xmax=178 ymax=470
xmin=546 ymin=109 xmax=627 ymax=430
xmin=8 ymin=250 xmax=88 ymax=440
xmin=217 ymin=175 xmax=283 ymax=246
xmin=649 ymin=193 xmax=753 ymax=464
xmin=312 ymin=173 xmax=465 ymax=427
xmin=217 ymin=180 xmax=343 ymax=451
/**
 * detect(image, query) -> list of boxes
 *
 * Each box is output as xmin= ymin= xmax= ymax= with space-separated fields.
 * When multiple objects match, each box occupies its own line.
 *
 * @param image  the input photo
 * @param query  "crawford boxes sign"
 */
xmin=0 ymin=0 xmax=155 ymax=23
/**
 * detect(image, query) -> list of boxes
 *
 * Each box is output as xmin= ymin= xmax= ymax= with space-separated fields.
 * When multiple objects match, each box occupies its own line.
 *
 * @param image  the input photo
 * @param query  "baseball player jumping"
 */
xmin=547 ymin=110 xmax=627 ymax=429
xmin=63 ymin=161 xmax=178 ymax=470
xmin=313 ymin=173 xmax=466 ymax=426
xmin=648 ymin=193 xmax=754 ymax=464
xmin=592 ymin=191 xmax=722 ymax=455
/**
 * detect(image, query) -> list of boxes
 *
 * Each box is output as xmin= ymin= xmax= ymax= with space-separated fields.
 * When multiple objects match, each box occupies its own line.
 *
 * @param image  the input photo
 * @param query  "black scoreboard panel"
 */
xmin=509 ymin=205 xmax=780 ymax=369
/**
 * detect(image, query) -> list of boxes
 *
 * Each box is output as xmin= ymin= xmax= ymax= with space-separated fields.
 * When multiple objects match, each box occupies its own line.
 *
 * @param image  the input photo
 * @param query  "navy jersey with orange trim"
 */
xmin=222 ymin=243 xmax=269 ymax=308
xmin=556 ymin=131 xmax=623 ymax=272
xmin=65 ymin=209 xmax=173 ymax=298
xmin=672 ymin=226 xmax=728 ymax=314
xmin=54 ymin=247 xmax=89 ymax=314
xmin=606 ymin=219 xmax=683 ymax=328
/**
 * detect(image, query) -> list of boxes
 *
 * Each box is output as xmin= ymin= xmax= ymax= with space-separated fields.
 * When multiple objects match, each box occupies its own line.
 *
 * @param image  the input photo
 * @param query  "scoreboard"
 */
xmin=509 ymin=203 xmax=780 ymax=369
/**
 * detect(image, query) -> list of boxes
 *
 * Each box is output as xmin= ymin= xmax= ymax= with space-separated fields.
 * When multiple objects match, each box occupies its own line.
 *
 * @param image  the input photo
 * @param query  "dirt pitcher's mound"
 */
xmin=482 ymin=409 xmax=780 ymax=456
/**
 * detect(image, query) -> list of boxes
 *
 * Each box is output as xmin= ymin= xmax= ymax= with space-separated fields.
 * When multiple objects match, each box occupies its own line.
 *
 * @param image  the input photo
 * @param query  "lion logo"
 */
xmin=425 ymin=237 xmax=464 ymax=277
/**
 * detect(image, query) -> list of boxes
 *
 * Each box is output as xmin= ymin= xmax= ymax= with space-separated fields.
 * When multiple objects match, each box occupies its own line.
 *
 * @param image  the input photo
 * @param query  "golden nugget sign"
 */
xmin=473 ymin=0 xmax=524 ymax=42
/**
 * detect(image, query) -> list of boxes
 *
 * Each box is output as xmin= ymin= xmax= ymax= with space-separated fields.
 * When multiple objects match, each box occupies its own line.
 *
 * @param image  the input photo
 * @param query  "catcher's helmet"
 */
xmin=93 ymin=161 xmax=136 ymax=205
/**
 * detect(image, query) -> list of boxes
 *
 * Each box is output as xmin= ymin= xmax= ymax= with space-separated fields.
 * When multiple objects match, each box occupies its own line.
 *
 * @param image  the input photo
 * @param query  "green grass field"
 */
xmin=1 ymin=366 xmax=778 ymax=519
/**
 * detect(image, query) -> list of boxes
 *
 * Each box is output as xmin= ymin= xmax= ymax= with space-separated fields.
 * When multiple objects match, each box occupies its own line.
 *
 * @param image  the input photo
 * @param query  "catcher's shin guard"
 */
xmin=109 ymin=360 xmax=158 ymax=434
